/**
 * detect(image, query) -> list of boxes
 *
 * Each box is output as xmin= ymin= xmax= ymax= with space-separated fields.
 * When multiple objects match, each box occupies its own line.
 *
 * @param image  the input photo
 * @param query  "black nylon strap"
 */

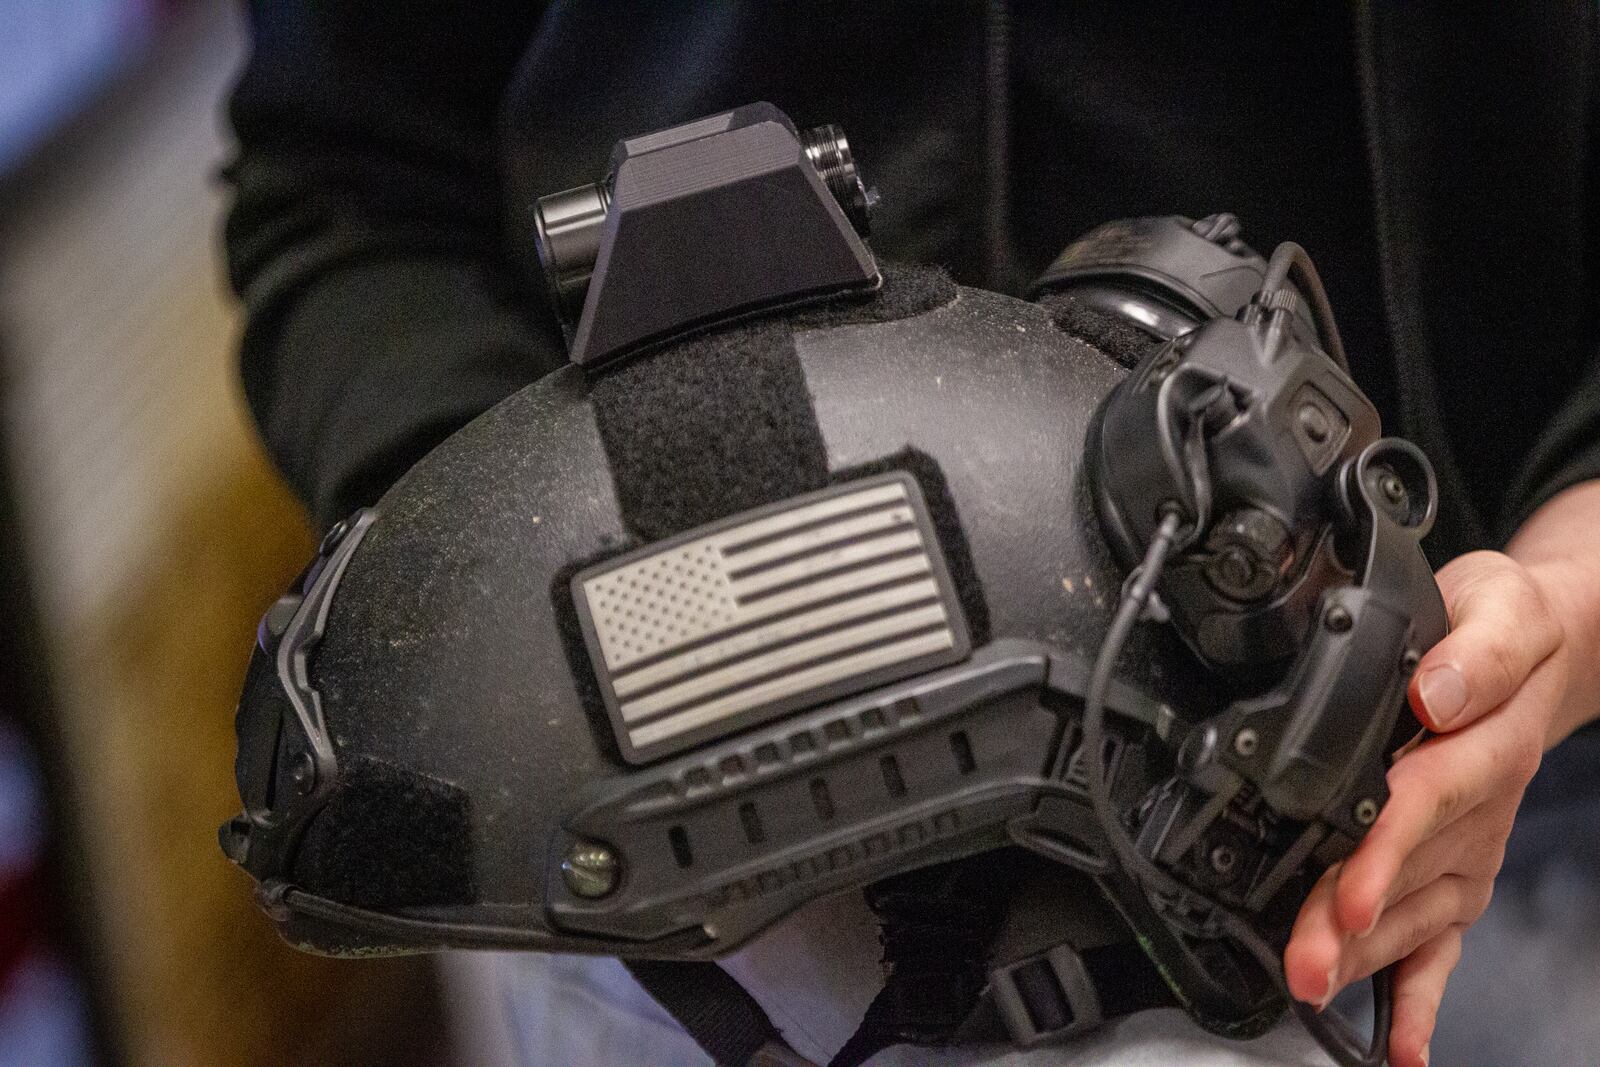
xmin=826 ymin=858 xmax=1011 ymax=1067
xmin=971 ymin=938 xmax=1178 ymax=1043
xmin=627 ymin=940 xmax=1175 ymax=1067
xmin=832 ymin=938 xmax=1178 ymax=1065
xmin=625 ymin=959 xmax=794 ymax=1067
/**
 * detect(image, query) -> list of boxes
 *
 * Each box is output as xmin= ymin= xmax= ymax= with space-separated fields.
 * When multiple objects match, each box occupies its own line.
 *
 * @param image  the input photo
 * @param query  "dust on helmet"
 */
xmin=222 ymin=104 xmax=1444 ymax=1067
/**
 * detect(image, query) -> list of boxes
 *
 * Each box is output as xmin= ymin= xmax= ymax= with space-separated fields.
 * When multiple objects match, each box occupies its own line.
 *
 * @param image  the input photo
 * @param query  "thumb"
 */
xmin=1410 ymin=551 xmax=1562 ymax=732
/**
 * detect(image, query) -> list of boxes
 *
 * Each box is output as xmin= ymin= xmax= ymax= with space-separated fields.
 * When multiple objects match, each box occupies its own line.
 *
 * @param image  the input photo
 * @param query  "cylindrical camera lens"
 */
xmin=801 ymin=124 xmax=873 ymax=237
xmin=533 ymin=181 xmax=611 ymax=328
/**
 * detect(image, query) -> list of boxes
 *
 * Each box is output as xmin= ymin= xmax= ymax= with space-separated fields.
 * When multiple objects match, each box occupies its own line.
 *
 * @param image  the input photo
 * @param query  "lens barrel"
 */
xmin=533 ymin=181 xmax=611 ymax=328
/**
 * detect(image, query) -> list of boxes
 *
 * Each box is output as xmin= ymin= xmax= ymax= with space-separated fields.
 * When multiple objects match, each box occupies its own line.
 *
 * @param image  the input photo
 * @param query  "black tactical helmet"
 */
xmin=223 ymin=105 xmax=1445 ymax=1067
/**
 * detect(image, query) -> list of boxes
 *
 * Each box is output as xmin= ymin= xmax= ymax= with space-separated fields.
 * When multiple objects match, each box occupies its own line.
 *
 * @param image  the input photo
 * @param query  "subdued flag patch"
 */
xmin=574 ymin=473 xmax=971 ymax=763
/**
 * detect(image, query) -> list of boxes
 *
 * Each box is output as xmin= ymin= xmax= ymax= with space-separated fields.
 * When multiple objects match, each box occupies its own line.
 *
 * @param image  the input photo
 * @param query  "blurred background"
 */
xmin=0 ymin=3 xmax=452 ymax=1064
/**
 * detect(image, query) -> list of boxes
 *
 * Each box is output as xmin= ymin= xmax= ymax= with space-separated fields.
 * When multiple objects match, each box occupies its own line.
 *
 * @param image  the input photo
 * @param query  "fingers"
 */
xmin=1333 ymin=697 xmax=1542 ymax=934
xmin=1386 ymin=928 xmax=1464 ymax=1067
xmin=1332 ymin=875 xmax=1491 ymax=989
xmin=1413 ymin=551 xmax=1563 ymax=732
xmin=1362 ymin=800 xmax=1512 ymax=920
xmin=1284 ymin=863 xmax=1344 ymax=1007
xmin=1286 ymin=866 xmax=1484 ymax=1035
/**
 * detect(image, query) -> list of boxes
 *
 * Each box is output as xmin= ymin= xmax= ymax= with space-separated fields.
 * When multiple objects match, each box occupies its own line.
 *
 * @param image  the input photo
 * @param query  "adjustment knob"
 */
xmin=1203 ymin=508 xmax=1293 ymax=602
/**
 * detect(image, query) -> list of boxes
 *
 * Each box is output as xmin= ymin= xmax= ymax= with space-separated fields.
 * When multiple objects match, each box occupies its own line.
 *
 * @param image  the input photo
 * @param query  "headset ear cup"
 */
xmin=1035 ymin=290 xmax=1164 ymax=369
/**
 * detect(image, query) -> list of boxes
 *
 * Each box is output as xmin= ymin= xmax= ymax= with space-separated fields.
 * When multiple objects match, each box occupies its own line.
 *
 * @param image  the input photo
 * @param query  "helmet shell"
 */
xmin=247 ymin=269 xmax=1225 ymax=955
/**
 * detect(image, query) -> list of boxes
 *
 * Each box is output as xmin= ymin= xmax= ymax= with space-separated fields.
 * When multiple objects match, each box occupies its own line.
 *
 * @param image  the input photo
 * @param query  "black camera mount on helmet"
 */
xmin=531 ymin=101 xmax=881 ymax=369
xmin=222 ymin=104 xmax=1446 ymax=1067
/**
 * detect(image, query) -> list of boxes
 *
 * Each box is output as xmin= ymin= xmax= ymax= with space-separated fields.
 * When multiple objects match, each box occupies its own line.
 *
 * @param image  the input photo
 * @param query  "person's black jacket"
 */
xmin=224 ymin=1 xmax=1600 ymax=568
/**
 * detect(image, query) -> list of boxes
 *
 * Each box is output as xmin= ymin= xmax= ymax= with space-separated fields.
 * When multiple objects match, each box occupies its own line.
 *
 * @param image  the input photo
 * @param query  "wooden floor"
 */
xmin=0 ymin=6 xmax=450 ymax=1065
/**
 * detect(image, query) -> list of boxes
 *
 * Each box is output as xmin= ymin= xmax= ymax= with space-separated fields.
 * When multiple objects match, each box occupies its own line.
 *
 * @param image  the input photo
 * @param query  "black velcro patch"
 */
xmin=588 ymin=263 xmax=959 ymax=544
xmin=292 ymin=756 xmax=477 ymax=909
xmin=590 ymin=316 xmax=828 ymax=543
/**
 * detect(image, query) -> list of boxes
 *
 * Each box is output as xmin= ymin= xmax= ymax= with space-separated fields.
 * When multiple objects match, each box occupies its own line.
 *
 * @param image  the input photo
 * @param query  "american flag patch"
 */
xmin=574 ymin=474 xmax=971 ymax=763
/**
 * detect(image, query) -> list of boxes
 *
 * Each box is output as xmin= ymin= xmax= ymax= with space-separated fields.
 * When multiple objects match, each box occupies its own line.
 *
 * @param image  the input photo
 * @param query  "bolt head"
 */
xmin=1298 ymin=403 xmax=1332 ymax=443
xmin=1354 ymin=798 xmax=1380 ymax=826
xmin=1209 ymin=844 xmax=1239 ymax=875
xmin=1325 ymin=604 xmax=1354 ymax=633
xmin=1233 ymin=728 xmax=1260 ymax=758
xmin=562 ymin=841 xmax=620 ymax=899
xmin=290 ymin=752 xmax=317 ymax=795
xmin=1365 ymin=465 xmax=1415 ymax=523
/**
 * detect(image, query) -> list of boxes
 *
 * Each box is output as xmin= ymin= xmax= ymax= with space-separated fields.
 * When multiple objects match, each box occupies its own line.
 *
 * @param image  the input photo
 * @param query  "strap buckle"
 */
xmin=989 ymin=945 xmax=1105 ymax=1047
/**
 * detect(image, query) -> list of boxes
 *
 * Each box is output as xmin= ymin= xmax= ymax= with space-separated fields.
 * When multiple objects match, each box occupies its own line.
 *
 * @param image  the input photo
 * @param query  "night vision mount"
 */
xmin=532 ymin=101 xmax=880 ymax=369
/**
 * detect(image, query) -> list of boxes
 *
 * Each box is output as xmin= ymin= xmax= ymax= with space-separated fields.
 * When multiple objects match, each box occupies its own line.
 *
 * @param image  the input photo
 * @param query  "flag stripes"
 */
xmin=578 ymin=477 xmax=966 ymax=758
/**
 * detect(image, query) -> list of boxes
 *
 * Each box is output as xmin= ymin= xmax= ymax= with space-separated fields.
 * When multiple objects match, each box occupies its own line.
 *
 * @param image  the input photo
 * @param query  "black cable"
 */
xmin=1080 ymin=511 xmax=1391 ymax=1067
xmin=1259 ymin=241 xmax=1352 ymax=375
xmin=1154 ymin=365 xmax=1226 ymax=535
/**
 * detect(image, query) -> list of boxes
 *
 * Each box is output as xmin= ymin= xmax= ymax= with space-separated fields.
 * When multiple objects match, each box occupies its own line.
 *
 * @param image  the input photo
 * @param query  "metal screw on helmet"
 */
xmin=1353 ymin=798 xmax=1380 ymax=826
xmin=800 ymin=124 xmax=874 ymax=237
xmin=561 ymin=841 xmax=621 ymax=899
xmin=1324 ymin=604 xmax=1353 ymax=633
xmin=1209 ymin=843 xmax=1239 ymax=876
xmin=1233 ymin=728 xmax=1259 ymax=758
xmin=1379 ymin=472 xmax=1407 ymax=505
xmin=289 ymin=752 xmax=317 ymax=796
xmin=1297 ymin=402 xmax=1332 ymax=444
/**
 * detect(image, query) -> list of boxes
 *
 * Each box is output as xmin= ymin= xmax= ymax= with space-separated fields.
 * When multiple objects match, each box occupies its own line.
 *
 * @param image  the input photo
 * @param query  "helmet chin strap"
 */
xmin=826 ymin=858 xmax=1010 ymax=1067
xmin=625 ymin=959 xmax=819 ymax=1067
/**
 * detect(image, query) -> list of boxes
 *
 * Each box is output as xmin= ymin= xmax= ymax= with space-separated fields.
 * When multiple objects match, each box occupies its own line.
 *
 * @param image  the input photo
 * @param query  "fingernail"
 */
xmin=1419 ymin=1043 xmax=1430 ymax=1066
xmin=1316 ymin=962 xmax=1340 ymax=1010
xmin=1418 ymin=666 xmax=1468 ymax=729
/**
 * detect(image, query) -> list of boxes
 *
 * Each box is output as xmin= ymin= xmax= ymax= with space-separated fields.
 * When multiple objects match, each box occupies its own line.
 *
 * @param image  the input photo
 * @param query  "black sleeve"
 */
xmin=1497 ymin=54 xmax=1600 ymax=542
xmin=224 ymin=0 xmax=562 ymax=529
xmin=1500 ymin=357 xmax=1600 ymax=538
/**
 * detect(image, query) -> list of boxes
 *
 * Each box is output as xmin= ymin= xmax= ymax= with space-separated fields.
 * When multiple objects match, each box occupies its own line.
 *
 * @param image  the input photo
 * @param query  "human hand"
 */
xmin=1282 ymin=550 xmax=1575 ymax=1067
